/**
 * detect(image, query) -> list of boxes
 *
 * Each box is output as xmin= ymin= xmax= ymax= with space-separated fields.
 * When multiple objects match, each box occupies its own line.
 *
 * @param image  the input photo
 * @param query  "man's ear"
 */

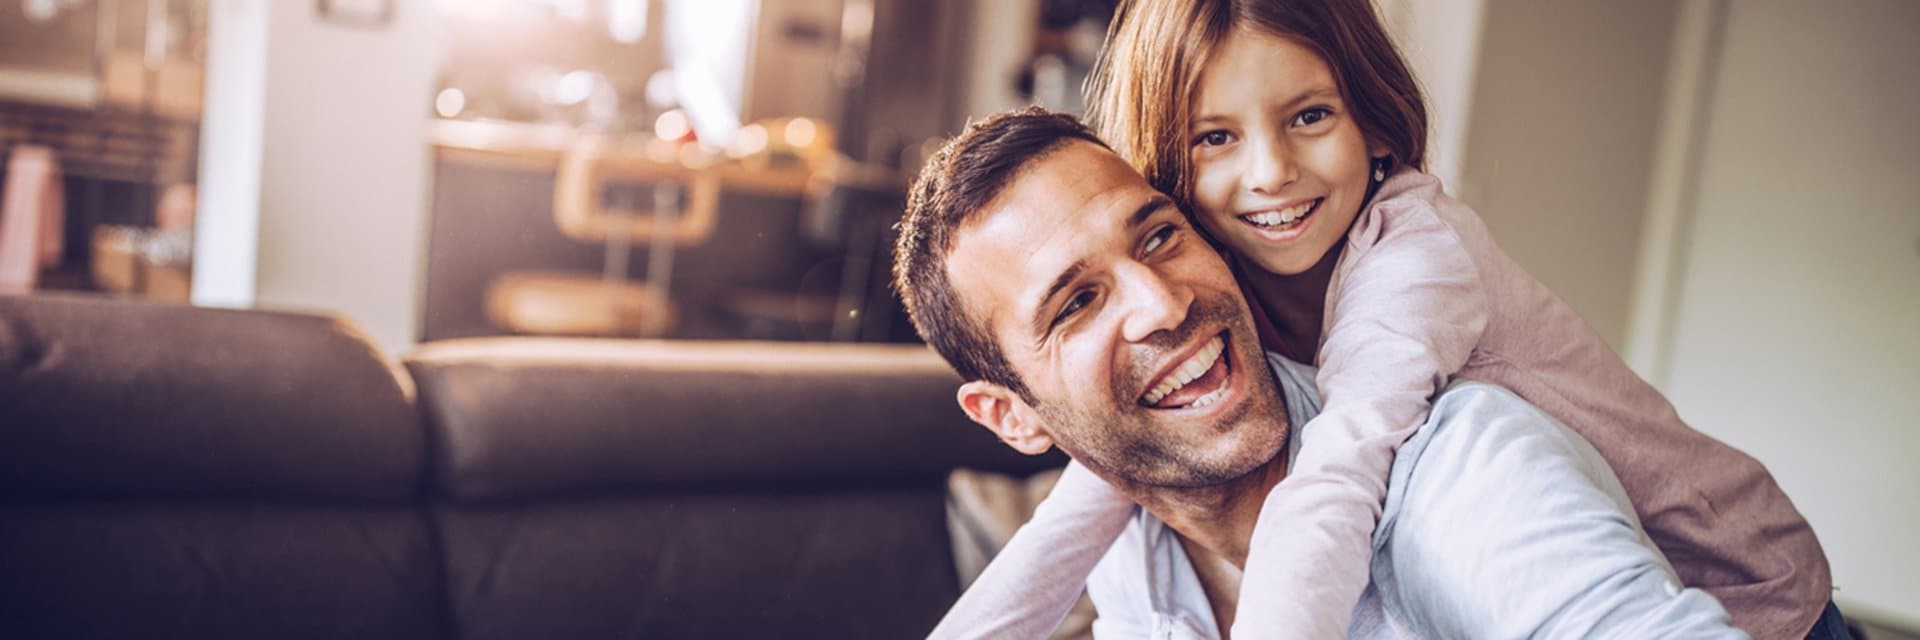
xmin=956 ymin=381 xmax=1054 ymax=455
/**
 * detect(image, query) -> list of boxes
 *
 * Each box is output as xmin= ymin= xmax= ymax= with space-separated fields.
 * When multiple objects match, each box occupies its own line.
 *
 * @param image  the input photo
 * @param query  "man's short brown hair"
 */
xmin=892 ymin=107 xmax=1110 ymax=400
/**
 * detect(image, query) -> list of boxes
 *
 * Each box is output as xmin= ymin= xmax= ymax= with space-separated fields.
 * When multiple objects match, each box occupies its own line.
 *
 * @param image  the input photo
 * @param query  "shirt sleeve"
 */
xmin=1373 ymin=383 xmax=1748 ymax=639
xmin=1232 ymin=200 xmax=1491 ymax=639
xmin=928 ymin=460 xmax=1137 ymax=639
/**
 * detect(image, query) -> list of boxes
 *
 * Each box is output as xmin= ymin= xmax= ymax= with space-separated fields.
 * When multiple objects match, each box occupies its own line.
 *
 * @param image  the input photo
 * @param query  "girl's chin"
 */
xmin=1233 ymin=244 xmax=1324 ymax=276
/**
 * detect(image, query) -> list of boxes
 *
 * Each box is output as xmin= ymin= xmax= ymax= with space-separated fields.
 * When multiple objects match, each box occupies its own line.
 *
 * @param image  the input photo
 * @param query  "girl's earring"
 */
xmin=1372 ymin=161 xmax=1386 ymax=183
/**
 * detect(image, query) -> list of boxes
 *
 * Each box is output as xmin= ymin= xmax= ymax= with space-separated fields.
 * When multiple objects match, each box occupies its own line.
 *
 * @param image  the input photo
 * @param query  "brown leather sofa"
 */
xmin=0 ymin=293 xmax=1059 ymax=639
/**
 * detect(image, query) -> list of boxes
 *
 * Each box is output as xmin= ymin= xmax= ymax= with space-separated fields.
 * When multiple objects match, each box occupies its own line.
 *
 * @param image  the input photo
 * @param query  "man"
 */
xmin=894 ymin=108 xmax=1749 ymax=638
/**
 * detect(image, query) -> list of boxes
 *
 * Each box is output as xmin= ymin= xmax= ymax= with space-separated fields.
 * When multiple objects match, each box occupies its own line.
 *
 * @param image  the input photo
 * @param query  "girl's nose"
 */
xmin=1246 ymin=131 xmax=1297 ymax=196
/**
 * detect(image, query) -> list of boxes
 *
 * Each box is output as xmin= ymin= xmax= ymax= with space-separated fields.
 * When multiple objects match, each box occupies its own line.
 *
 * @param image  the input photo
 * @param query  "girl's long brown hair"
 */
xmin=1084 ymin=0 xmax=1428 ymax=204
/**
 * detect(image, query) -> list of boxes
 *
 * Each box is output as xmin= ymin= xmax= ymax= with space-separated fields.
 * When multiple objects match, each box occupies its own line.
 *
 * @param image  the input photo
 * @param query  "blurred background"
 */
xmin=0 ymin=0 xmax=1913 ymax=634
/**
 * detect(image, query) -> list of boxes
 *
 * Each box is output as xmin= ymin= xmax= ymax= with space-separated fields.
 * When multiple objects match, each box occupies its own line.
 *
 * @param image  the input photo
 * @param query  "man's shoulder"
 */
xmin=1372 ymin=382 xmax=1741 ymax=639
xmin=1378 ymin=379 xmax=1622 ymax=553
xmin=1405 ymin=380 xmax=1598 ymax=474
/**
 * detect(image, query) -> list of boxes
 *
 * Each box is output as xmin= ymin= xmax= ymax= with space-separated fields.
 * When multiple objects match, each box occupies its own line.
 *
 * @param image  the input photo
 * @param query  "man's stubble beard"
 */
xmin=1036 ymin=291 xmax=1289 ymax=489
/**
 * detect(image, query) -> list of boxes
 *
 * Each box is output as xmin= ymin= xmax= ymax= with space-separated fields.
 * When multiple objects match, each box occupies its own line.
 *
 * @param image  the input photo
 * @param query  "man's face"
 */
xmin=947 ymin=141 xmax=1288 ymax=489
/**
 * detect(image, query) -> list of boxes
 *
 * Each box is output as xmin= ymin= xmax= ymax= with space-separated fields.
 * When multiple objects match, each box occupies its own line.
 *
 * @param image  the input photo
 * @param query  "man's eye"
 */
xmin=1193 ymin=130 xmax=1234 ymax=147
xmin=1292 ymin=107 xmax=1331 ymax=127
xmin=1055 ymin=290 xmax=1095 ymax=327
xmin=1143 ymin=224 xmax=1176 ymax=254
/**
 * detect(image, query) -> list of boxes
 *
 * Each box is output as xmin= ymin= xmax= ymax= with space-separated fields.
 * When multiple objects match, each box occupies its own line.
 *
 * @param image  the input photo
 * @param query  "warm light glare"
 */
xmin=609 ymin=0 xmax=650 ymax=43
xmin=654 ymin=109 xmax=691 ymax=141
xmin=729 ymin=123 xmax=768 ymax=158
xmin=644 ymin=70 xmax=677 ymax=109
xmin=678 ymin=141 xmax=712 ymax=168
xmin=553 ymin=70 xmax=596 ymax=106
xmin=840 ymin=0 xmax=874 ymax=42
xmin=783 ymin=118 xmax=818 ymax=148
xmin=435 ymin=88 xmax=466 ymax=118
xmin=666 ymin=0 xmax=753 ymax=147
xmin=551 ymin=0 xmax=589 ymax=20
xmin=433 ymin=0 xmax=519 ymax=20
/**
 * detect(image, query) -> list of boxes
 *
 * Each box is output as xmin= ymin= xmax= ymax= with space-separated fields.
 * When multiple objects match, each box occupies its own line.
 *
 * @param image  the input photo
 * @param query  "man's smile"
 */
xmin=1139 ymin=331 xmax=1234 ymax=411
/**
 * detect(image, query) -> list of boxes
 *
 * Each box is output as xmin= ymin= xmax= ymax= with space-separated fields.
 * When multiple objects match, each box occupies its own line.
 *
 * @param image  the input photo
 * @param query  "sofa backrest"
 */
xmin=0 ymin=294 xmax=1066 ymax=638
xmin=406 ymin=337 xmax=1061 ymax=639
xmin=0 ymin=294 xmax=447 ymax=639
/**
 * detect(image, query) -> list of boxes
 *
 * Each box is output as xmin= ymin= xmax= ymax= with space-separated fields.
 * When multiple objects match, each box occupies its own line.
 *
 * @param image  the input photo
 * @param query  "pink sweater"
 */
xmin=929 ymin=170 xmax=1830 ymax=639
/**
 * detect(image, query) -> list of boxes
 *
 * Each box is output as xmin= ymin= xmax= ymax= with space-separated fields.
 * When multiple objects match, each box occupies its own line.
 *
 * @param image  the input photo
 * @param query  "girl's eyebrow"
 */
xmin=1192 ymin=113 xmax=1230 ymax=126
xmin=1278 ymin=85 xmax=1341 ymax=112
xmin=1191 ymin=85 xmax=1341 ymax=128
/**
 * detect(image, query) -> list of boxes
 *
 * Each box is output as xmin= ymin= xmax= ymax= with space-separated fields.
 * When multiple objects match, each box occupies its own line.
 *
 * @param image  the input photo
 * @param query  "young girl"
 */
xmin=931 ymin=0 xmax=1834 ymax=638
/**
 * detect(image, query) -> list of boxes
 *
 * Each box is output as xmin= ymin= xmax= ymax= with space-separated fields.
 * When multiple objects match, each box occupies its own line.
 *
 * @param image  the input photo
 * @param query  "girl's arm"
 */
xmin=928 ymin=459 xmax=1135 ymax=639
xmin=1231 ymin=199 xmax=1490 ymax=640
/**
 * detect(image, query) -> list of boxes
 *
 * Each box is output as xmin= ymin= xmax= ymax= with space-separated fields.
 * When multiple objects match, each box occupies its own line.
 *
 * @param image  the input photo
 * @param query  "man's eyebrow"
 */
xmin=1029 ymin=260 xmax=1086 ymax=338
xmin=1129 ymin=194 xmax=1176 ymax=229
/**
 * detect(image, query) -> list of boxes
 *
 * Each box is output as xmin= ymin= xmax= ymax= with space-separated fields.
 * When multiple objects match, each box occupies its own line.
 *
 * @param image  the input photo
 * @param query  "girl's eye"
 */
xmin=1194 ymin=130 xmax=1235 ymax=147
xmin=1143 ymin=223 xmax=1176 ymax=255
xmin=1292 ymin=107 xmax=1331 ymax=127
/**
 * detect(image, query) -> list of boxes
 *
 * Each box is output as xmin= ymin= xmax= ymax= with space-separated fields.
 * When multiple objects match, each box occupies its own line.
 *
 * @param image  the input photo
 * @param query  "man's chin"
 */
xmin=1169 ymin=372 xmax=1291 ymax=488
xmin=1117 ymin=397 xmax=1289 ymax=490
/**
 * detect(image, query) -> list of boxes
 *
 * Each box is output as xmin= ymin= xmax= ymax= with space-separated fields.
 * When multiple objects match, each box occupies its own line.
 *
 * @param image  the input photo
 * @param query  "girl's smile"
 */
xmin=1236 ymin=196 xmax=1323 ymax=239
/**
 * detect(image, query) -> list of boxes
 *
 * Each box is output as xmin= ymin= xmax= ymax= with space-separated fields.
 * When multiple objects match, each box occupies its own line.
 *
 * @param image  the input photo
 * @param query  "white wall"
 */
xmin=1657 ymin=0 xmax=1920 ymax=627
xmin=1455 ymin=0 xmax=1677 ymax=349
xmin=1378 ymin=0 xmax=1484 ymax=193
xmin=193 ymin=0 xmax=267 ymax=310
xmin=195 ymin=0 xmax=442 ymax=353
xmin=959 ymin=0 xmax=1037 ymax=122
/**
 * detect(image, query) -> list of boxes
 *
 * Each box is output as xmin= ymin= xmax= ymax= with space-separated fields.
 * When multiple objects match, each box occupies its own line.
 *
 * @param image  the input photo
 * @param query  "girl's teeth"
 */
xmin=1243 ymin=200 xmax=1315 ymax=228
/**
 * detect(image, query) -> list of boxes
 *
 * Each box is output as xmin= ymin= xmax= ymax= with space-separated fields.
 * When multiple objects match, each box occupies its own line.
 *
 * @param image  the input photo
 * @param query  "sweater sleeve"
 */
xmin=927 ymin=459 xmax=1136 ymax=639
xmin=1231 ymin=201 xmax=1490 ymax=640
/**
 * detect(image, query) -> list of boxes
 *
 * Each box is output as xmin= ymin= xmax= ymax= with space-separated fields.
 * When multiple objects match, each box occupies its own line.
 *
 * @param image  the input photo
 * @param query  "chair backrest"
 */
xmin=552 ymin=137 xmax=722 ymax=246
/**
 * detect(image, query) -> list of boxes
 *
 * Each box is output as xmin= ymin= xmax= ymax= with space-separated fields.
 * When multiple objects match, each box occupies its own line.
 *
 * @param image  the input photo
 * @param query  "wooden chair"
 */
xmin=484 ymin=136 xmax=719 ymax=337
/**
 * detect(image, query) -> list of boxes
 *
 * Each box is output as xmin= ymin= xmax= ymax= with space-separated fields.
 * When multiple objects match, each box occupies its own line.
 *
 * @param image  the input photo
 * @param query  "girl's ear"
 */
xmin=1368 ymin=139 xmax=1391 ymax=161
xmin=956 ymin=381 xmax=1055 ymax=455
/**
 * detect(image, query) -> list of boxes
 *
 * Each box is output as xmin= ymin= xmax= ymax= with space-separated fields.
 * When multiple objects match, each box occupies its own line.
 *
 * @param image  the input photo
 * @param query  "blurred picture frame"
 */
xmin=316 ymin=0 xmax=393 ymax=28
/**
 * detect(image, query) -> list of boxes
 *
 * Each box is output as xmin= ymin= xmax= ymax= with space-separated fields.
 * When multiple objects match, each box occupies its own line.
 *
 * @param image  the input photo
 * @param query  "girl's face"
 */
xmin=1188 ymin=27 xmax=1384 ymax=276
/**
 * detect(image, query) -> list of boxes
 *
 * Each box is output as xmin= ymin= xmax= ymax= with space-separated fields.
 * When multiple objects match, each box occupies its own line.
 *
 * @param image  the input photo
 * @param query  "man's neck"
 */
xmin=1127 ymin=455 xmax=1290 ymax=568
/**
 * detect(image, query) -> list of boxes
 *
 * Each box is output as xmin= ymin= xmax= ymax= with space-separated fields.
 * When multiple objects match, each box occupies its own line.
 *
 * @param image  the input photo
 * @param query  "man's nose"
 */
xmin=1116 ymin=261 xmax=1193 ymax=343
xmin=1246 ymin=130 xmax=1296 ymax=196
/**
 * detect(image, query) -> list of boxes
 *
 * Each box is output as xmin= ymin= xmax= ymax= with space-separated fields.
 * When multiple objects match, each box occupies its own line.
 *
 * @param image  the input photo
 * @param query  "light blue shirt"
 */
xmin=1086 ymin=354 xmax=1746 ymax=639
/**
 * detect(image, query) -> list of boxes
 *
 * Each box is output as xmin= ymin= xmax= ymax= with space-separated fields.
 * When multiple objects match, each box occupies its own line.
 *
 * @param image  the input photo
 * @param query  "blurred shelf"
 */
xmin=0 ymin=99 xmax=198 ymax=184
xmin=426 ymin=118 xmax=906 ymax=198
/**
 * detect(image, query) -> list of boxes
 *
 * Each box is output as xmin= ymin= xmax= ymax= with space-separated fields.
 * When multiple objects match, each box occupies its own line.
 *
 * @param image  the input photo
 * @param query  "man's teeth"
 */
xmin=1185 ymin=382 xmax=1228 ymax=409
xmin=1142 ymin=336 xmax=1225 ymax=407
xmin=1243 ymin=201 xmax=1315 ymax=228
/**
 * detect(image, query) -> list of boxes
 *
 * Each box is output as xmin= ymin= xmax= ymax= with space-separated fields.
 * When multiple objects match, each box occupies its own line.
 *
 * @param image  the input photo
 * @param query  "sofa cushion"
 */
xmin=406 ymin=338 xmax=1062 ymax=502
xmin=0 ymin=294 xmax=424 ymax=501
xmin=0 ymin=503 xmax=448 ymax=640
xmin=435 ymin=488 xmax=957 ymax=638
